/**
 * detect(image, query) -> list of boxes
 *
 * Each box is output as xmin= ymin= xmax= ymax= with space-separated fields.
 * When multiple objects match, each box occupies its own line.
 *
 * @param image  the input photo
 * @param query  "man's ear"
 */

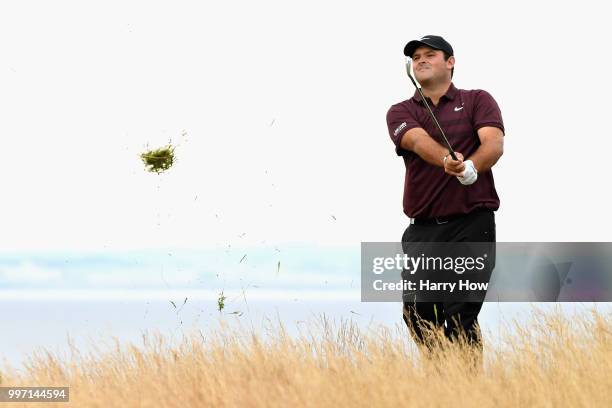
xmin=447 ymin=55 xmax=455 ymax=70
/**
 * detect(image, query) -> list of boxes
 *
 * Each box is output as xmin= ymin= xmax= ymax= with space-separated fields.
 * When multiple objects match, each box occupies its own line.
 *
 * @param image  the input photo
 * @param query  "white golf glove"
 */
xmin=458 ymin=160 xmax=477 ymax=185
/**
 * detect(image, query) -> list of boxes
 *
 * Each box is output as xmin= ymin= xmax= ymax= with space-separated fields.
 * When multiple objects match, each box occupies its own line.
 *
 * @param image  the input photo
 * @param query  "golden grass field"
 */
xmin=1 ymin=306 xmax=611 ymax=407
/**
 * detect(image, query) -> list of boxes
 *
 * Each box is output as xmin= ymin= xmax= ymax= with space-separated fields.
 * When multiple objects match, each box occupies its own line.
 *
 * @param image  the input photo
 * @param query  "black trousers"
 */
xmin=401 ymin=209 xmax=496 ymax=350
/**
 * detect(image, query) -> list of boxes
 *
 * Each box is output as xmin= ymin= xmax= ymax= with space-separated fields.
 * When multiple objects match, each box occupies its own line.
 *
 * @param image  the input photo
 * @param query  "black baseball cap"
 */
xmin=403 ymin=35 xmax=454 ymax=57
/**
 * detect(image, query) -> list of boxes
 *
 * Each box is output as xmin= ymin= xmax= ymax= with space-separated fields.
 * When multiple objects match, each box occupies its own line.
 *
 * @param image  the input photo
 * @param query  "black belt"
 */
xmin=410 ymin=208 xmax=491 ymax=226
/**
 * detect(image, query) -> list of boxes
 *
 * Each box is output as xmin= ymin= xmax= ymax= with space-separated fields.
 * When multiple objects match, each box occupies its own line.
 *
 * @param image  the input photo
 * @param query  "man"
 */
xmin=385 ymin=35 xmax=504 ymax=354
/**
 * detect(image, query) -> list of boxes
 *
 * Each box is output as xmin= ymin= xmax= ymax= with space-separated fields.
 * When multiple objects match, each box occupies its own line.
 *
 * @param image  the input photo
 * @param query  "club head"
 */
xmin=405 ymin=57 xmax=418 ymax=87
xmin=405 ymin=57 xmax=413 ymax=79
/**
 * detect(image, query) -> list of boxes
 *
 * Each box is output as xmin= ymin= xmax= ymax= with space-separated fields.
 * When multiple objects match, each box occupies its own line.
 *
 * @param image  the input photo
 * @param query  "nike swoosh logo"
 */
xmin=454 ymin=106 xmax=464 ymax=111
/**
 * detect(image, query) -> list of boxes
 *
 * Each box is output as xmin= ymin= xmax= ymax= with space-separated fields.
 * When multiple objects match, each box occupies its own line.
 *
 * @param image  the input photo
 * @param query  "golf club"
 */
xmin=405 ymin=58 xmax=457 ymax=161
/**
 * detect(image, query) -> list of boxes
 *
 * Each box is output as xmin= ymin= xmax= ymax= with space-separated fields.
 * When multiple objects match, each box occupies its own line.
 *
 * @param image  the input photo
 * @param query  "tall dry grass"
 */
xmin=1 ymin=306 xmax=611 ymax=407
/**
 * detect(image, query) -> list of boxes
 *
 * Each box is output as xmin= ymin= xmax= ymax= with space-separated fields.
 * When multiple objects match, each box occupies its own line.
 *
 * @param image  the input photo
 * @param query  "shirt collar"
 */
xmin=413 ymin=82 xmax=458 ymax=103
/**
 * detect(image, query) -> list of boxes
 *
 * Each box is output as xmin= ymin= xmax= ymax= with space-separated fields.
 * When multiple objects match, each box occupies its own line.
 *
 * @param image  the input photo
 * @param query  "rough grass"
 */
xmin=1 ymin=306 xmax=611 ymax=407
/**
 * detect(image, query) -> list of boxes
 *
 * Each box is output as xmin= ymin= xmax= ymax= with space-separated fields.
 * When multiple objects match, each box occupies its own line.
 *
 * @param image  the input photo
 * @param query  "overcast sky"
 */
xmin=0 ymin=0 xmax=610 ymax=252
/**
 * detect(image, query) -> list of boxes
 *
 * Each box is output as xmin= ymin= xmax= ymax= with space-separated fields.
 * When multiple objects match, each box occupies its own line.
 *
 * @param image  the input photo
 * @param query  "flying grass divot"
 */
xmin=140 ymin=144 xmax=176 ymax=174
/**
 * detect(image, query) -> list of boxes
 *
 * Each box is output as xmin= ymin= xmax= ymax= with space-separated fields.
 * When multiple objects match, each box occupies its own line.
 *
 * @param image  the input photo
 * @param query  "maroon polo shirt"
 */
xmin=386 ymin=83 xmax=504 ymax=219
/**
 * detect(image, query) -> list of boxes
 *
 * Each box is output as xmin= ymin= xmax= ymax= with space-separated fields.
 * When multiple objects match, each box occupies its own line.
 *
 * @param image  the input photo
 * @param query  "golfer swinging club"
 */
xmin=386 ymin=35 xmax=504 ymax=354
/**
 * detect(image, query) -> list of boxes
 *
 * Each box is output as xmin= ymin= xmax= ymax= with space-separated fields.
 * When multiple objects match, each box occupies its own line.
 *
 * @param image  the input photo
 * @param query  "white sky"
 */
xmin=0 ymin=0 xmax=610 ymax=251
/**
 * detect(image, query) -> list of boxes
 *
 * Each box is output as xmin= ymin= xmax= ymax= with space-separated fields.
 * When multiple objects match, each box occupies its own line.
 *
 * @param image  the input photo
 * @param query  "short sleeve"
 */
xmin=473 ymin=90 xmax=505 ymax=134
xmin=386 ymin=103 xmax=421 ymax=156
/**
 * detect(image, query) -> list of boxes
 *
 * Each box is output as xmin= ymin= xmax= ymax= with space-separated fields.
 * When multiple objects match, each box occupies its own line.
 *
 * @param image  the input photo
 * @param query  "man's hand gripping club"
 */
xmin=444 ymin=152 xmax=477 ymax=185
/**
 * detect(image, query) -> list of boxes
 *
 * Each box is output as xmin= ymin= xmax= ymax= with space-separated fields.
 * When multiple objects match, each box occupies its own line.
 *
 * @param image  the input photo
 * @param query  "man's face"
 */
xmin=411 ymin=46 xmax=454 ymax=85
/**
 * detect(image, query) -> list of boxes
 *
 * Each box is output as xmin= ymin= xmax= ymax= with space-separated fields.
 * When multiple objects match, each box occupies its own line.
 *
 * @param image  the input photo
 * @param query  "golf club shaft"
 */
xmin=405 ymin=62 xmax=458 ymax=161
xmin=415 ymin=86 xmax=458 ymax=161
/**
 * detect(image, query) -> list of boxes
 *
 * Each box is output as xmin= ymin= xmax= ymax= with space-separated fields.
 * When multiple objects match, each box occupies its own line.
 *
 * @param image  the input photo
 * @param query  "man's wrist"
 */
xmin=466 ymin=159 xmax=478 ymax=173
